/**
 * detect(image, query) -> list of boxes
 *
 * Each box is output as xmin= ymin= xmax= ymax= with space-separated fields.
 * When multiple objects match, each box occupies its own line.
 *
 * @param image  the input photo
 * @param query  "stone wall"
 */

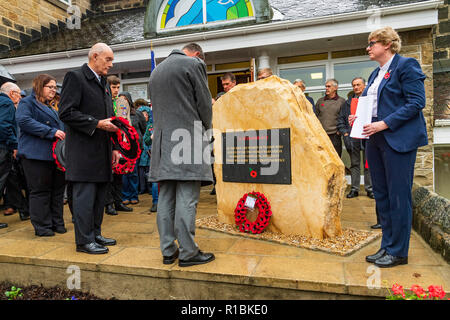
xmin=412 ymin=184 xmax=450 ymax=263
xmin=399 ymin=28 xmax=434 ymax=189
xmin=434 ymin=0 xmax=450 ymax=120
xmin=92 ymin=0 xmax=147 ymax=12
xmin=0 ymin=0 xmax=92 ymax=53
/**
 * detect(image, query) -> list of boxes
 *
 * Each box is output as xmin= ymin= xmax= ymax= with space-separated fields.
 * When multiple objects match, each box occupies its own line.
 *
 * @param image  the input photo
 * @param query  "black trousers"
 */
xmin=104 ymin=173 xmax=123 ymax=206
xmin=328 ymin=133 xmax=342 ymax=157
xmin=4 ymin=158 xmax=29 ymax=213
xmin=72 ymin=181 xmax=107 ymax=245
xmin=21 ymin=159 xmax=65 ymax=234
xmin=0 ymin=148 xmax=13 ymax=196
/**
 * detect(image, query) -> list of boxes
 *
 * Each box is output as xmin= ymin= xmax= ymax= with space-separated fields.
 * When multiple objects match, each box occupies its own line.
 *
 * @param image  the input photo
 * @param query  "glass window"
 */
xmin=280 ymin=65 xmax=326 ymax=87
xmin=123 ymin=83 xmax=148 ymax=102
xmin=434 ymin=145 xmax=450 ymax=199
xmin=334 ymin=60 xmax=378 ymax=85
xmin=159 ymin=0 xmax=255 ymax=30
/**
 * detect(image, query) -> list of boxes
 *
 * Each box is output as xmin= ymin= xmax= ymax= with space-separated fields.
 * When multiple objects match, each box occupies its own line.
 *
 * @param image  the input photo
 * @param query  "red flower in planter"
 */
xmin=411 ymin=285 xmax=426 ymax=298
xmin=428 ymin=285 xmax=446 ymax=299
xmin=392 ymin=283 xmax=405 ymax=297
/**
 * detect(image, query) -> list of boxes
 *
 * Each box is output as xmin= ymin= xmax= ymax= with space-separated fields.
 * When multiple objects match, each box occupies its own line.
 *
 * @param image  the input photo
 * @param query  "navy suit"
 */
xmin=15 ymin=92 xmax=66 ymax=235
xmin=363 ymin=54 xmax=427 ymax=258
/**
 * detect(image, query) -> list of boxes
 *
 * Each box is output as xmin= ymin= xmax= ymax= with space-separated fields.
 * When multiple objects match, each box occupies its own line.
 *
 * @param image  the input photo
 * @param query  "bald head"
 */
xmin=1 ymin=82 xmax=21 ymax=106
xmin=88 ymin=43 xmax=114 ymax=76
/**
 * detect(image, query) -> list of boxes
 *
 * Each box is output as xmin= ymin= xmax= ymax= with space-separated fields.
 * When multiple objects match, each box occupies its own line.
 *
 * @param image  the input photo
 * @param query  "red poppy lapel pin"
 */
xmin=384 ymin=70 xmax=392 ymax=80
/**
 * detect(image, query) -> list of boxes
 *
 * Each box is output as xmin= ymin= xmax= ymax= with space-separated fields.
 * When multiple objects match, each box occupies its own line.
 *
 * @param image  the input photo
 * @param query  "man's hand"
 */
xmin=348 ymin=115 xmax=357 ymax=126
xmin=112 ymin=150 xmax=120 ymax=168
xmin=13 ymin=149 xmax=17 ymax=160
xmin=54 ymin=130 xmax=66 ymax=140
xmin=97 ymin=118 xmax=119 ymax=132
xmin=362 ymin=121 xmax=388 ymax=137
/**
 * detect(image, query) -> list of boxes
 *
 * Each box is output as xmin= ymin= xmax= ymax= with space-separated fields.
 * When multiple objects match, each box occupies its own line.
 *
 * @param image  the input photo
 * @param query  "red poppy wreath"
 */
xmin=110 ymin=116 xmax=142 ymax=174
xmin=234 ymin=192 xmax=272 ymax=234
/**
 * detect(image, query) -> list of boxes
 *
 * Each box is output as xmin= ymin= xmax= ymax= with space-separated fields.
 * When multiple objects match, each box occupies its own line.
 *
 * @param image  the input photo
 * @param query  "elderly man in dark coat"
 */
xmin=148 ymin=43 xmax=215 ymax=267
xmin=59 ymin=43 xmax=120 ymax=254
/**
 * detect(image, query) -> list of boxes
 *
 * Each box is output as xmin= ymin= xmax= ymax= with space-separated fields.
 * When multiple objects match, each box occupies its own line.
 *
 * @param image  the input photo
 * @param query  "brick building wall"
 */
xmin=0 ymin=0 xmax=92 ymax=53
xmin=399 ymin=28 xmax=435 ymax=189
xmin=434 ymin=0 xmax=450 ymax=120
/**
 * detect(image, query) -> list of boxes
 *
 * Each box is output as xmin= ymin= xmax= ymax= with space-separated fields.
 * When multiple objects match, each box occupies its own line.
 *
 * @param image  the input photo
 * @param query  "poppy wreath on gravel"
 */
xmin=110 ymin=117 xmax=142 ymax=174
xmin=234 ymin=192 xmax=272 ymax=234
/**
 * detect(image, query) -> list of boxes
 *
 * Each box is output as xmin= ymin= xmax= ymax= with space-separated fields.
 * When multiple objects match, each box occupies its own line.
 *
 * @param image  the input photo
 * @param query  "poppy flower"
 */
xmin=250 ymin=170 xmax=257 ymax=178
xmin=384 ymin=72 xmax=390 ymax=80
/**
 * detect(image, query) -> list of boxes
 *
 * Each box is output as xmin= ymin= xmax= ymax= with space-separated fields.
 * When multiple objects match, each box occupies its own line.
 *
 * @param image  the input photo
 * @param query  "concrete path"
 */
xmin=0 ymin=186 xmax=448 ymax=299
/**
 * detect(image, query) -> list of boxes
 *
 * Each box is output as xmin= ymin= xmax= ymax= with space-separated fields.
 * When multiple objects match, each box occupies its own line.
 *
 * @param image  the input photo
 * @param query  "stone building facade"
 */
xmin=434 ymin=0 xmax=450 ymax=120
xmin=0 ymin=0 xmax=92 ymax=53
xmin=398 ymin=29 xmax=435 ymax=189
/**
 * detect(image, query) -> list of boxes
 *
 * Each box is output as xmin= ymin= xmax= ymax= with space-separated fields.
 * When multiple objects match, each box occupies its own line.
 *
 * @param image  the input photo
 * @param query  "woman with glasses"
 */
xmin=16 ymin=74 xmax=66 ymax=237
xmin=350 ymin=27 xmax=428 ymax=268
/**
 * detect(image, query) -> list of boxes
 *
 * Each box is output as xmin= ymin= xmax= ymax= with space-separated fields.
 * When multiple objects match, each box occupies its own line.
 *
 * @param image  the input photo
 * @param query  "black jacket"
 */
xmin=58 ymin=64 xmax=115 ymax=182
xmin=337 ymin=94 xmax=366 ymax=151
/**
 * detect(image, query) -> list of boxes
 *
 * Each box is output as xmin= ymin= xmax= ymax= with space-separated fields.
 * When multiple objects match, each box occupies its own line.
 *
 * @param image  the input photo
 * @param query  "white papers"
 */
xmin=350 ymin=96 xmax=374 ymax=139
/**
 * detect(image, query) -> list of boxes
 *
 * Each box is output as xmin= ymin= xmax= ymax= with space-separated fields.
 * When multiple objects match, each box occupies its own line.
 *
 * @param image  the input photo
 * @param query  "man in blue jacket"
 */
xmin=0 ymin=82 xmax=22 ymax=229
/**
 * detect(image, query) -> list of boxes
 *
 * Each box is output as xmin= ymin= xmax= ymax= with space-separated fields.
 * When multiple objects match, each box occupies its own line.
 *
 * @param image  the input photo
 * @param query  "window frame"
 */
xmin=157 ymin=0 xmax=256 ymax=32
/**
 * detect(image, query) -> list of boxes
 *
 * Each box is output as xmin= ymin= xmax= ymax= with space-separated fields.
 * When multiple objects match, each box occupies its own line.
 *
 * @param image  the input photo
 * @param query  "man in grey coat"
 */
xmin=148 ymin=43 xmax=215 ymax=267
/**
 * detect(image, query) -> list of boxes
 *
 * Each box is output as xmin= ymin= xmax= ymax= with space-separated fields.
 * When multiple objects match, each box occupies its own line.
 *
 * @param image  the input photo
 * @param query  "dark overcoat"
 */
xmin=58 ymin=63 xmax=115 ymax=182
xmin=148 ymin=50 xmax=213 ymax=183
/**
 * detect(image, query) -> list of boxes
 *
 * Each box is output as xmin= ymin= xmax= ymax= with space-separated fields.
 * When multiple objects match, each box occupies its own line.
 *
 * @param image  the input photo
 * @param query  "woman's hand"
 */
xmin=54 ymin=130 xmax=66 ymax=140
xmin=348 ymin=115 xmax=357 ymax=126
xmin=362 ymin=121 xmax=388 ymax=137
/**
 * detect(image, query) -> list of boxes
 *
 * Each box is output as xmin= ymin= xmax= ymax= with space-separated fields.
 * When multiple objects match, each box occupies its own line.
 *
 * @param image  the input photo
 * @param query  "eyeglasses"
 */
xmin=44 ymin=85 xmax=57 ymax=90
xmin=367 ymin=40 xmax=380 ymax=48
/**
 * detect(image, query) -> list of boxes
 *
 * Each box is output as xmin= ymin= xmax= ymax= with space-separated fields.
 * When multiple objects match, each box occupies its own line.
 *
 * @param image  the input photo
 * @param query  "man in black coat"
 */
xmin=59 ymin=43 xmax=120 ymax=254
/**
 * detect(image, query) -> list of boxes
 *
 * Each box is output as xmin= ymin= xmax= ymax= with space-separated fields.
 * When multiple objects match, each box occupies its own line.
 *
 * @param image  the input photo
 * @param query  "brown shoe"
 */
xmin=4 ymin=208 xmax=17 ymax=216
xmin=122 ymin=200 xmax=130 ymax=205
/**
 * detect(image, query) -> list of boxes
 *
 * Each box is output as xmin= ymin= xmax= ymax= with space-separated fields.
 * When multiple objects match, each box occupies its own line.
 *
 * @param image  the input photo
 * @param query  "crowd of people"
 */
xmin=0 ymin=26 xmax=428 ymax=268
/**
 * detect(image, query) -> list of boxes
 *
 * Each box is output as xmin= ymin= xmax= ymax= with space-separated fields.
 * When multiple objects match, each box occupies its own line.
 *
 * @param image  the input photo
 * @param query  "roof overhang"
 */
xmin=0 ymin=0 xmax=442 ymax=77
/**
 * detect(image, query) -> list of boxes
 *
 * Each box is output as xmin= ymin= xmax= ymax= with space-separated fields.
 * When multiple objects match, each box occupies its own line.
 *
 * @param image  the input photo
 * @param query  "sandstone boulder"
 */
xmin=212 ymin=76 xmax=346 ymax=239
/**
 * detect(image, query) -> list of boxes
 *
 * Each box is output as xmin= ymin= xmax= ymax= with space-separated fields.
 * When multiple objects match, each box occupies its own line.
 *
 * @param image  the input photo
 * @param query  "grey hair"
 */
xmin=351 ymin=77 xmax=366 ymax=85
xmin=326 ymin=78 xmax=339 ymax=87
xmin=0 ymin=82 xmax=20 ymax=95
xmin=88 ymin=43 xmax=112 ymax=60
xmin=293 ymin=79 xmax=304 ymax=85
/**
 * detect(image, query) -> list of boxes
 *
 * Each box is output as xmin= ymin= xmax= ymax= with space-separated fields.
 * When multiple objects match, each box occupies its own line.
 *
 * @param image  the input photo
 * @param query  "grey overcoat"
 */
xmin=148 ymin=49 xmax=213 ymax=184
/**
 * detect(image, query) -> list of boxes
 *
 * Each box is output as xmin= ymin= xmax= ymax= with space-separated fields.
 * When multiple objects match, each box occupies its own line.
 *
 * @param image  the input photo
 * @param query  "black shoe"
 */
xmin=19 ymin=211 xmax=30 ymax=221
xmin=35 ymin=229 xmax=55 ymax=237
xmin=163 ymin=249 xmax=179 ymax=265
xmin=76 ymin=242 xmax=109 ymax=254
xmin=367 ymin=191 xmax=375 ymax=199
xmin=95 ymin=235 xmax=116 ymax=246
xmin=52 ymin=226 xmax=67 ymax=234
xmin=370 ymin=223 xmax=382 ymax=229
xmin=0 ymin=223 xmax=7 ymax=229
xmin=105 ymin=204 xmax=118 ymax=216
xmin=210 ymin=187 xmax=216 ymax=195
xmin=179 ymin=251 xmax=215 ymax=267
xmin=346 ymin=190 xmax=359 ymax=198
xmin=365 ymin=248 xmax=386 ymax=263
xmin=374 ymin=254 xmax=408 ymax=268
xmin=115 ymin=203 xmax=133 ymax=212
xmin=150 ymin=203 xmax=157 ymax=212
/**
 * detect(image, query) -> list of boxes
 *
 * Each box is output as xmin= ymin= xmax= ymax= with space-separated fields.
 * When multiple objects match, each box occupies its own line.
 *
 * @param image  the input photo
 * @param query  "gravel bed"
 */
xmin=196 ymin=216 xmax=381 ymax=256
